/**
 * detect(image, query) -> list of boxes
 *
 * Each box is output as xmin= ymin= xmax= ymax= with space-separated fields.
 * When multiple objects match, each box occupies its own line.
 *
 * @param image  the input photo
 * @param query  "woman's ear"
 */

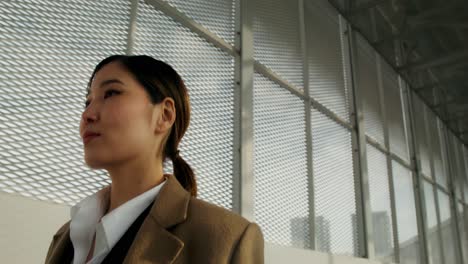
xmin=154 ymin=97 xmax=176 ymax=134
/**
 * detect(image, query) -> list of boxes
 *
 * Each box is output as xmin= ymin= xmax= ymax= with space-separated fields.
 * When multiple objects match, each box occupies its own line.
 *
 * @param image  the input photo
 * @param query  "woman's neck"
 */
xmin=106 ymin=158 xmax=165 ymax=213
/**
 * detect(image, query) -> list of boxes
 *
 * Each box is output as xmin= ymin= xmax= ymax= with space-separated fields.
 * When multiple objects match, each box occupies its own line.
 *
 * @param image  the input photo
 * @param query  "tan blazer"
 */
xmin=45 ymin=174 xmax=264 ymax=264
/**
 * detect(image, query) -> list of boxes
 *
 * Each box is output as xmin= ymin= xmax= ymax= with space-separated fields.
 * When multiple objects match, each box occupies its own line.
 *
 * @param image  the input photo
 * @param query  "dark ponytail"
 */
xmin=171 ymin=153 xmax=197 ymax=197
xmin=88 ymin=55 xmax=197 ymax=197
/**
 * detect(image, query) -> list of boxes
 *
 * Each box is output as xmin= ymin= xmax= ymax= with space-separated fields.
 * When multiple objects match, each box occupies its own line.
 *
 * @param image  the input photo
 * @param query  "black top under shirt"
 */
xmin=60 ymin=201 xmax=155 ymax=264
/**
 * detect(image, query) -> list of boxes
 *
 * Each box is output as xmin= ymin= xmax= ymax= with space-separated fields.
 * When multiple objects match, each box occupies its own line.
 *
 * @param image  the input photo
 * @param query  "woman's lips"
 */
xmin=83 ymin=134 xmax=100 ymax=144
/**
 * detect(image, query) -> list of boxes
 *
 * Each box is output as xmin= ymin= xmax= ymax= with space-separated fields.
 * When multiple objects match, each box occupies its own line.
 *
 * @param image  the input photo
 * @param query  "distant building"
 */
xmin=315 ymin=216 xmax=331 ymax=252
xmin=290 ymin=215 xmax=331 ymax=251
xmin=290 ymin=216 xmax=311 ymax=249
xmin=351 ymin=211 xmax=393 ymax=260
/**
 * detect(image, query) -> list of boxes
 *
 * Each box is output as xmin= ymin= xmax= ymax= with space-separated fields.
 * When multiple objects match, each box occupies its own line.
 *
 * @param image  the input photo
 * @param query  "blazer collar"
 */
xmin=47 ymin=224 xmax=71 ymax=264
xmin=47 ymin=174 xmax=191 ymax=264
xmin=123 ymin=174 xmax=190 ymax=263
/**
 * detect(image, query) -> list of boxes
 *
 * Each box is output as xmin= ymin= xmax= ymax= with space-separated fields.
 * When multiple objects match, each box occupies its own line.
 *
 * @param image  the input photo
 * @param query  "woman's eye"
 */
xmin=104 ymin=89 xmax=120 ymax=98
xmin=83 ymin=90 xmax=119 ymax=109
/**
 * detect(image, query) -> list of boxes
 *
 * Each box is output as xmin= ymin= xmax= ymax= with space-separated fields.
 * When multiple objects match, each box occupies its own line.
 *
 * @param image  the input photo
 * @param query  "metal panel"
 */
xmin=312 ymin=108 xmax=357 ymax=255
xmin=252 ymin=72 xmax=310 ymax=248
xmin=134 ymin=2 xmax=235 ymax=210
xmin=378 ymin=56 xmax=401 ymax=263
xmin=236 ymin=0 xmax=255 ymax=220
xmin=366 ymin=143 xmax=395 ymax=262
xmin=348 ymin=28 xmax=374 ymax=259
xmin=299 ymin=0 xmax=315 ymax=250
xmin=423 ymin=181 xmax=443 ymax=264
xmin=464 ymin=147 xmax=468 ymax=204
xmin=437 ymin=190 xmax=458 ymax=264
xmin=253 ymin=0 xmax=303 ymax=90
xmin=404 ymin=84 xmax=431 ymax=264
xmin=126 ymin=0 xmax=139 ymax=55
xmin=381 ymin=62 xmax=409 ymax=162
xmin=304 ymin=0 xmax=350 ymax=123
xmin=392 ymin=160 xmax=421 ymax=264
xmin=159 ymin=0 xmax=235 ymax=44
xmin=355 ymin=35 xmax=385 ymax=146
xmin=0 ymin=0 xmax=130 ymax=205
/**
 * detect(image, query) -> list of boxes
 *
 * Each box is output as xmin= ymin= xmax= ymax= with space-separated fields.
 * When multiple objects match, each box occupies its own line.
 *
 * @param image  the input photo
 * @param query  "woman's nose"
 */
xmin=83 ymin=113 xmax=98 ymax=123
xmin=81 ymin=105 xmax=99 ymax=124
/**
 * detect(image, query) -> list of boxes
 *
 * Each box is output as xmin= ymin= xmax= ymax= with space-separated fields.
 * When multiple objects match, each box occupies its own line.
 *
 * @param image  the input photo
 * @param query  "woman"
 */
xmin=44 ymin=55 xmax=264 ymax=264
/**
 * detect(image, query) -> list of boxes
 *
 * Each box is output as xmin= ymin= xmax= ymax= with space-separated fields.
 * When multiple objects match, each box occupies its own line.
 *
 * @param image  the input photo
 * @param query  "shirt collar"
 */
xmin=97 ymin=179 xmax=166 ymax=252
xmin=70 ymin=184 xmax=110 ymax=220
xmin=69 ymin=178 xmax=167 ymax=263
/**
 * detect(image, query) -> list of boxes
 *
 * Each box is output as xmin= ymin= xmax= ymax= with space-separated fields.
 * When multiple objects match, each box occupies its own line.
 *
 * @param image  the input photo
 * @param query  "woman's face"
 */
xmin=79 ymin=61 xmax=161 ymax=169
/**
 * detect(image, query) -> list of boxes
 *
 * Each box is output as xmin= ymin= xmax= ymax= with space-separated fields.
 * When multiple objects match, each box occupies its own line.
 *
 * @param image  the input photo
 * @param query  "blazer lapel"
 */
xmin=46 ymin=223 xmax=72 ymax=264
xmin=123 ymin=174 xmax=191 ymax=264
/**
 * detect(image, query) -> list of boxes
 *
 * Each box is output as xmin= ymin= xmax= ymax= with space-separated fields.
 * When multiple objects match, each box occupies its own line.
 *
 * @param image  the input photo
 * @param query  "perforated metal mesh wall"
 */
xmin=412 ymin=94 xmax=432 ymax=178
xmin=305 ymin=1 xmax=350 ymax=123
xmin=253 ymin=0 xmax=303 ymax=90
xmin=463 ymin=147 xmax=468 ymax=204
xmin=458 ymin=141 xmax=467 ymax=203
xmin=355 ymin=35 xmax=385 ymax=145
xmin=435 ymin=119 xmax=450 ymax=189
xmin=423 ymin=181 xmax=443 ymax=264
xmin=464 ymin=204 xmax=468 ymax=258
xmin=458 ymin=202 xmax=468 ymax=262
xmin=427 ymin=111 xmax=448 ymax=189
xmin=447 ymin=132 xmax=465 ymax=201
xmin=366 ymin=143 xmax=395 ymax=261
xmin=312 ymin=108 xmax=358 ymax=255
xmin=0 ymin=0 xmax=130 ymax=205
xmin=381 ymin=62 xmax=409 ymax=162
xmin=392 ymin=160 xmax=421 ymax=264
xmin=253 ymin=72 xmax=310 ymax=249
xmin=134 ymin=1 xmax=235 ymax=209
xmin=437 ymin=190 xmax=458 ymax=264
xmin=163 ymin=0 xmax=235 ymax=44
xmin=453 ymin=138 xmax=467 ymax=203
xmin=3 ymin=0 xmax=468 ymax=261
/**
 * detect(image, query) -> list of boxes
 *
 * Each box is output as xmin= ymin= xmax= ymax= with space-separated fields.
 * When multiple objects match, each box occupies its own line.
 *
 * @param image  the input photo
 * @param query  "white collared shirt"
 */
xmin=69 ymin=179 xmax=166 ymax=264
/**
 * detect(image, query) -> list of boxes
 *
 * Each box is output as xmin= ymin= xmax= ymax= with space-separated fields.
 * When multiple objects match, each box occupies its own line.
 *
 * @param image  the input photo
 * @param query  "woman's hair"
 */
xmin=87 ymin=55 xmax=197 ymax=197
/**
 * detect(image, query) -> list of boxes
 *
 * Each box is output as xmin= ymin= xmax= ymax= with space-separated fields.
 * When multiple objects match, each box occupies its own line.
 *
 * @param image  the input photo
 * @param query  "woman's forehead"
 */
xmin=93 ymin=61 xmax=128 ymax=81
xmin=87 ymin=62 xmax=131 ymax=95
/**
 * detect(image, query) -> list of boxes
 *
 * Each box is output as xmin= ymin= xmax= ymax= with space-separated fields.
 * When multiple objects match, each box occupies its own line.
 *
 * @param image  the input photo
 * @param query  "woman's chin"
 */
xmin=84 ymin=156 xmax=106 ymax=169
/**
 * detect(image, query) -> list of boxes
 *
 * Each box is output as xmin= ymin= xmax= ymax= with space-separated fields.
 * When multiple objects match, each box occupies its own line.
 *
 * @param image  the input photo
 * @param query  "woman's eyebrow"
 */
xmin=86 ymin=79 xmax=125 ymax=97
